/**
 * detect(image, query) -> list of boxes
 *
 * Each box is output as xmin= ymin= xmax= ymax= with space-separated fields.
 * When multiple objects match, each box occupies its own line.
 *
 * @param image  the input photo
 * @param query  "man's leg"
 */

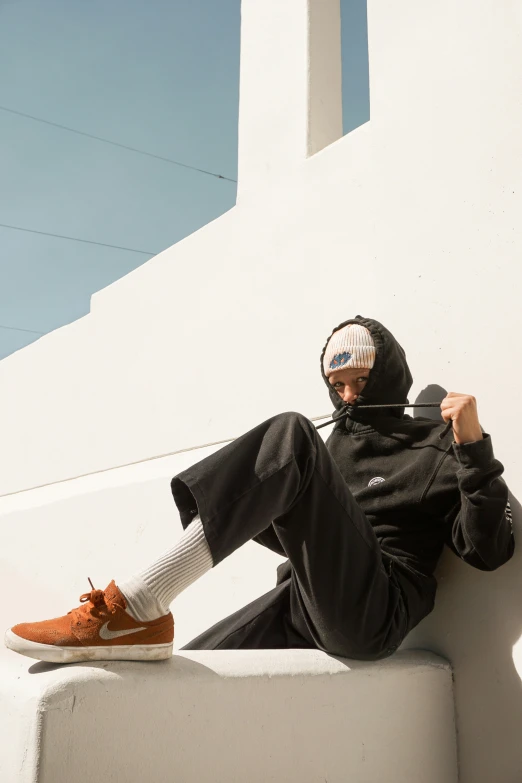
xmin=181 ymin=560 xmax=315 ymax=651
xmin=181 ymin=581 xmax=295 ymax=650
xmin=168 ymin=412 xmax=407 ymax=659
xmin=5 ymin=412 xmax=406 ymax=663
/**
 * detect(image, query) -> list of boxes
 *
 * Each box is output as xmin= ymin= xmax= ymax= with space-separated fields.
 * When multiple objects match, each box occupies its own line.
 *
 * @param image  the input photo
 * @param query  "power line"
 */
xmin=0 ymin=104 xmax=237 ymax=183
xmin=0 ymin=222 xmax=157 ymax=255
xmin=0 ymin=323 xmax=45 ymax=335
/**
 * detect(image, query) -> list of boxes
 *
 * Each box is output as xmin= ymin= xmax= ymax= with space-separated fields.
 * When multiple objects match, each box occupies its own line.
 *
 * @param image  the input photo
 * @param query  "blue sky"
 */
xmin=0 ymin=0 xmax=368 ymax=361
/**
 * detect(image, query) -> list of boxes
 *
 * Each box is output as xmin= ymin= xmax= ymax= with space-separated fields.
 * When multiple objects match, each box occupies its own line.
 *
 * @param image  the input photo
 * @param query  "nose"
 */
xmin=341 ymin=386 xmax=359 ymax=404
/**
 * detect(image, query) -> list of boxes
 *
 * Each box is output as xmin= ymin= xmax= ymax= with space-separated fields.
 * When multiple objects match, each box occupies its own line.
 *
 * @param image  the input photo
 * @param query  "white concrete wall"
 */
xmin=1 ymin=0 xmax=522 ymax=781
xmin=2 ymin=650 xmax=457 ymax=783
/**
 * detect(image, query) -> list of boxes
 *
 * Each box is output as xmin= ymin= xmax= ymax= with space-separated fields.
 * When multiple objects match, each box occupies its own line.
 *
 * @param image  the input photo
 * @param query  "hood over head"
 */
xmin=320 ymin=315 xmax=413 ymax=420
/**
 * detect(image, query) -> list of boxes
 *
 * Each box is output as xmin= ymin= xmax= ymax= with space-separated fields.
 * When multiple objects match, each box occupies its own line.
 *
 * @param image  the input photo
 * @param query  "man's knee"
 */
xmin=269 ymin=412 xmax=318 ymax=449
xmin=273 ymin=411 xmax=313 ymax=430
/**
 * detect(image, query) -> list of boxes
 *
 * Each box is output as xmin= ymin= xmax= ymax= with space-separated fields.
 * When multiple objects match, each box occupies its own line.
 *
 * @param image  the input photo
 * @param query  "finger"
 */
xmin=440 ymin=400 xmax=456 ymax=412
xmin=446 ymin=392 xmax=468 ymax=402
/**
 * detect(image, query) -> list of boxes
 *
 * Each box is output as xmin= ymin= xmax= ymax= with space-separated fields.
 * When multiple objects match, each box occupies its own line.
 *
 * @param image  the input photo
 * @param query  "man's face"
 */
xmin=328 ymin=367 xmax=370 ymax=405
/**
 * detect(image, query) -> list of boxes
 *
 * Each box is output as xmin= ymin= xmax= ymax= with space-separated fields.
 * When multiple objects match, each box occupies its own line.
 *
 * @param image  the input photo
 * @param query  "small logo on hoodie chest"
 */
xmin=368 ymin=477 xmax=385 ymax=487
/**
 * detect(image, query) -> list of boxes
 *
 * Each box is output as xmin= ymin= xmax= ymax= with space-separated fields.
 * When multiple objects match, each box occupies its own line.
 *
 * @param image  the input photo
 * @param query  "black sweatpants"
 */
xmin=171 ymin=412 xmax=409 ymax=660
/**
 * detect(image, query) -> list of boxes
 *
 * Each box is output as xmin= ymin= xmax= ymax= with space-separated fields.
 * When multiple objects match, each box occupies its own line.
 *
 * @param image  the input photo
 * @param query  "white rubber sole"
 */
xmin=4 ymin=629 xmax=173 ymax=663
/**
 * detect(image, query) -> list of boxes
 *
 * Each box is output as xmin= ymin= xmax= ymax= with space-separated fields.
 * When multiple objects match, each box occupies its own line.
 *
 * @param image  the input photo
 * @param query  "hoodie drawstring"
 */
xmin=315 ymin=403 xmax=453 ymax=440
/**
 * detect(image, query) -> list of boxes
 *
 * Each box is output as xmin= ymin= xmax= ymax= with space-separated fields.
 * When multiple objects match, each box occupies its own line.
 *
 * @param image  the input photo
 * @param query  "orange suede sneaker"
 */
xmin=4 ymin=580 xmax=174 ymax=664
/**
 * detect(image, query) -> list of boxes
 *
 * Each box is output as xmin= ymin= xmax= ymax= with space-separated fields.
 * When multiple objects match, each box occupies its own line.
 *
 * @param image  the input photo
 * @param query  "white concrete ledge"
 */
xmin=1 ymin=648 xmax=457 ymax=783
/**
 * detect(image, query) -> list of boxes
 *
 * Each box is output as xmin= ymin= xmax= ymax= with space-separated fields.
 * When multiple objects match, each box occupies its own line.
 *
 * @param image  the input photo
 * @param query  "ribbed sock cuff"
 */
xmin=119 ymin=517 xmax=213 ymax=622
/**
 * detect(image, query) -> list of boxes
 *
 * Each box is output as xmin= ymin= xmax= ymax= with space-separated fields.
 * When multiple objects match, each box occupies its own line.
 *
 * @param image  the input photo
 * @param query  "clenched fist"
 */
xmin=440 ymin=393 xmax=483 ymax=445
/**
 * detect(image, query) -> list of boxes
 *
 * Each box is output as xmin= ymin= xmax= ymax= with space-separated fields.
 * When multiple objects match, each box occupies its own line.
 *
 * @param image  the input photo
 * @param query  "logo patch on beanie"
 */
xmin=330 ymin=352 xmax=352 ymax=370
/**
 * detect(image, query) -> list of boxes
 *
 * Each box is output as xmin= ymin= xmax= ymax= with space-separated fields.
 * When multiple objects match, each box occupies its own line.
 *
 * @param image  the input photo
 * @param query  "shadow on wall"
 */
xmin=413 ymin=384 xmax=447 ymax=421
xmin=404 ymin=384 xmax=522 ymax=779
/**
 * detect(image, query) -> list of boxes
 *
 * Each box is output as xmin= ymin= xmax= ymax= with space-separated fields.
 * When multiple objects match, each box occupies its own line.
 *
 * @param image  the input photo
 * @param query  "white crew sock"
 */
xmin=119 ymin=516 xmax=213 ymax=622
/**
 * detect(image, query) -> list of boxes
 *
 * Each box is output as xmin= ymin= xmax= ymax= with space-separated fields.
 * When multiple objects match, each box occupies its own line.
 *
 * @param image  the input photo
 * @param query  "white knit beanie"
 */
xmin=323 ymin=324 xmax=376 ymax=377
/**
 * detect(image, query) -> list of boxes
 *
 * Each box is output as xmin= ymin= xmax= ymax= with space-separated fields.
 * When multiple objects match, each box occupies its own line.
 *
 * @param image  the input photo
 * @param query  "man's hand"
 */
xmin=440 ymin=392 xmax=483 ymax=445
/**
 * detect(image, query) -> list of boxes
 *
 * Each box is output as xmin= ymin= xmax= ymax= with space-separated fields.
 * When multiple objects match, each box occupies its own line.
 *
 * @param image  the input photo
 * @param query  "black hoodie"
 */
xmin=320 ymin=316 xmax=515 ymax=629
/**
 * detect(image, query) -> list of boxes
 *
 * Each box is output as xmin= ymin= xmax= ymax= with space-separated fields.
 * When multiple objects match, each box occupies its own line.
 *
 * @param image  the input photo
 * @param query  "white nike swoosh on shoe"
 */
xmin=99 ymin=622 xmax=147 ymax=640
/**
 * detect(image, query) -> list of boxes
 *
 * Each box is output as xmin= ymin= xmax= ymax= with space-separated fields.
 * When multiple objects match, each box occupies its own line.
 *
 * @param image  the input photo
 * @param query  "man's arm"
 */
xmin=437 ymin=390 xmax=514 ymax=569
xmin=445 ymin=434 xmax=514 ymax=570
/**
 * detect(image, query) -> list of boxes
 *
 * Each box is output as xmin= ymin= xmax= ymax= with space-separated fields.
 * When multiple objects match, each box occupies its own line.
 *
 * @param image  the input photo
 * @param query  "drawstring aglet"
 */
xmin=439 ymin=420 xmax=453 ymax=440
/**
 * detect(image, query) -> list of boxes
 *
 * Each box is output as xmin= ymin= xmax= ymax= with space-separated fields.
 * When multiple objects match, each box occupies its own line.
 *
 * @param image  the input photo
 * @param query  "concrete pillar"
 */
xmin=237 ymin=0 xmax=342 ymax=197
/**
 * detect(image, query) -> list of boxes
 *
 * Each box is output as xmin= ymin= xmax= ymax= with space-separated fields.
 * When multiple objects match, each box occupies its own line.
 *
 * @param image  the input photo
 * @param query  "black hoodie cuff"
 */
xmin=452 ymin=433 xmax=494 ymax=471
